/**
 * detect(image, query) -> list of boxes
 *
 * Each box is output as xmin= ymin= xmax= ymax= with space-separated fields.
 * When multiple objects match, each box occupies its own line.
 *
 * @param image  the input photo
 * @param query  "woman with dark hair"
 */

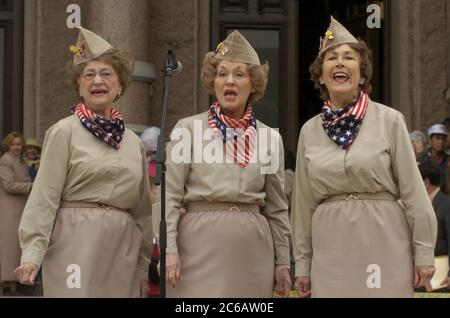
xmin=15 ymin=27 xmax=152 ymax=297
xmin=291 ymin=16 xmax=437 ymax=297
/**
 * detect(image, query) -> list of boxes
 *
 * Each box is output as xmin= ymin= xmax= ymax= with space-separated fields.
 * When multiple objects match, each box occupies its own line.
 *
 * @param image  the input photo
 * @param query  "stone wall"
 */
xmin=23 ymin=0 xmax=450 ymax=141
xmin=390 ymin=0 xmax=449 ymax=134
xmin=23 ymin=0 xmax=91 ymax=142
xmin=23 ymin=0 xmax=210 ymax=142
xmin=145 ymin=0 xmax=210 ymax=133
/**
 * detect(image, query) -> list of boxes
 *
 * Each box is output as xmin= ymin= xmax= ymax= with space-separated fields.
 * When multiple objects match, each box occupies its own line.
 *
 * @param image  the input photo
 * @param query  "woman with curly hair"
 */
xmin=291 ymin=16 xmax=437 ymax=298
xmin=15 ymin=27 xmax=152 ymax=297
xmin=165 ymin=30 xmax=291 ymax=297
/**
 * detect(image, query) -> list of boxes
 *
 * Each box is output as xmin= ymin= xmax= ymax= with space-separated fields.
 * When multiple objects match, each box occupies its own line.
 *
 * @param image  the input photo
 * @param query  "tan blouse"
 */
xmin=291 ymin=101 xmax=438 ymax=277
xmin=165 ymin=112 xmax=291 ymax=265
xmin=19 ymin=114 xmax=153 ymax=269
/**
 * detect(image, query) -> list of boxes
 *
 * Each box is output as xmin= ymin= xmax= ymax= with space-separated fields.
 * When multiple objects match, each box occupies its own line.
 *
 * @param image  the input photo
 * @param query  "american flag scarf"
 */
xmin=321 ymin=91 xmax=369 ymax=150
xmin=71 ymin=102 xmax=125 ymax=149
xmin=208 ymin=103 xmax=257 ymax=168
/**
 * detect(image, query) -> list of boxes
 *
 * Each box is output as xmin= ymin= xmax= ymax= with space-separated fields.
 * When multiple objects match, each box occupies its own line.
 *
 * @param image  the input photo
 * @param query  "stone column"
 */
xmin=23 ymin=0 xmax=91 ymax=142
xmin=446 ymin=1 xmax=450 ymax=106
xmin=390 ymin=0 xmax=448 ymax=132
xmin=145 ymin=0 xmax=210 ymax=133
xmin=86 ymin=0 xmax=153 ymax=130
xmin=416 ymin=0 xmax=448 ymax=129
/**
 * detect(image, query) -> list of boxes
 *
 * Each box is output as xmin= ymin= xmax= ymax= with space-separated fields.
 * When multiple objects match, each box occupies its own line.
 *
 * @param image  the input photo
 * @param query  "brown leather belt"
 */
xmin=186 ymin=201 xmax=260 ymax=213
xmin=60 ymin=200 xmax=128 ymax=212
xmin=324 ymin=192 xmax=397 ymax=203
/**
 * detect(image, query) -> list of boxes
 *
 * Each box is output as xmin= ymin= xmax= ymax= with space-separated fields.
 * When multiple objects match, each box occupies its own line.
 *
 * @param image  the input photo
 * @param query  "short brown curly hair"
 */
xmin=66 ymin=48 xmax=134 ymax=100
xmin=309 ymin=40 xmax=373 ymax=100
xmin=201 ymin=52 xmax=269 ymax=104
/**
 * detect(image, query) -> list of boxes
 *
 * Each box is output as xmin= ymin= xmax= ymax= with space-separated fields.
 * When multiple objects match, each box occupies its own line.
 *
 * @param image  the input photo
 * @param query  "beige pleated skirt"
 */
xmin=42 ymin=206 xmax=142 ymax=297
xmin=0 ymin=206 xmax=23 ymax=282
xmin=166 ymin=208 xmax=275 ymax=298
xmin=311 ymin=199 xmax=413 ymax=297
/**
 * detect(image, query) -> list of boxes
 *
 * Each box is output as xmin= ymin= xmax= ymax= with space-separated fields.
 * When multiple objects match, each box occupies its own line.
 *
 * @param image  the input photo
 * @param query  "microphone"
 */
xmin=166 ymin=48 xmax=182 ymax=75
xmin=172 ymin=61 xmax=183 ymax=74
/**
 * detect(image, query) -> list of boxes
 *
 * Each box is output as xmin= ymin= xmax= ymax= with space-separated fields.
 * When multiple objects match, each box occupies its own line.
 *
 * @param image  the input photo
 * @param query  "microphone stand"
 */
xmin=155 ymin=48 xmax=178 ymax=298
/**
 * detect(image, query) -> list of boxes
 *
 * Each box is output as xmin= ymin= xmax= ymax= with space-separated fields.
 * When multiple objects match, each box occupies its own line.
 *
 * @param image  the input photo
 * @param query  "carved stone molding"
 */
xmin=220 ymin=0 xmax=249 ymax=13
xmin=257 ymin=0 xmax=285 ymax=14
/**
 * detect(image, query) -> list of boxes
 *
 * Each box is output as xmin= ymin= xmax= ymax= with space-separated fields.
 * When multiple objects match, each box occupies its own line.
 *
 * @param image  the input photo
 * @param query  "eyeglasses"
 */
xmin=215 ymin=70 xmax=249 ymax=79
xmin=80 ymin=70 xmax=117 ymax=81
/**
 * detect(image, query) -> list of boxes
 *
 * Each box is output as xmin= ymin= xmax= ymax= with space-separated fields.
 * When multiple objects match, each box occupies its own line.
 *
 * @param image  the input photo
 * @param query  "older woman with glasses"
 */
xmin=15 ymin=27 xmax=152 ymax=297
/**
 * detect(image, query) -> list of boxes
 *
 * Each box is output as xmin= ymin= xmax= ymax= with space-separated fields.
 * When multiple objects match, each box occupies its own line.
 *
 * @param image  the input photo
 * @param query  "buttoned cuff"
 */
xmin=166 ymin=234 xmax=178 ymax=254
xmin=275 ymin=245 xmax=290 ymax=266
xmin=20 ymin=247 xmax=44 ymax=269
xmin=413 ymin=246 xmax=435 ymax=267
xmin=295 ymin=259 xmax=311 ymax=277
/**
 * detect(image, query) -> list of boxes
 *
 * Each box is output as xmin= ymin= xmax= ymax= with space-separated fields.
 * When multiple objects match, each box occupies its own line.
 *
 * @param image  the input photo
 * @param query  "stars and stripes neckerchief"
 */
xmin=320 ymin=91 xmax=369 ymax=150
xmin=71 ymin=102 xmax=125 ymax=149
xmin=208 ymin=102 xmax=257 ymax=168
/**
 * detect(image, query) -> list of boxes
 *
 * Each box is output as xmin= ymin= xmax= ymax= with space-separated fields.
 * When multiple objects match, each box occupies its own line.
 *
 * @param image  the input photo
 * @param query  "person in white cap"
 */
xmin=15 ymin=27 xmax=153 ymax=297
xmin=24 ymin=138 xmax=42 ymax=181
xmin=417 ymin=123 xmax=450 ymax=195
xmin=291 ymin=16 xmax=437 ymax=298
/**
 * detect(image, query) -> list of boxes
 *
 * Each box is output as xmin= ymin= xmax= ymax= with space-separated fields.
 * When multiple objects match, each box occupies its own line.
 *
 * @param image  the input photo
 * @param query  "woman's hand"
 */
xmin=179 ymin=207 xmax=187 ymax=216
xmin=15 ymin=262 xmax=39 ymax=285
xmin=274 ymin=265 xmax=292 ymax=297
xmin=413 ymin=265 xmax=435 ymax=288
xmin=166 ymin=252 xmax=181 ymax=287
xmin=294 ymin=276 xmax=311 ymax=298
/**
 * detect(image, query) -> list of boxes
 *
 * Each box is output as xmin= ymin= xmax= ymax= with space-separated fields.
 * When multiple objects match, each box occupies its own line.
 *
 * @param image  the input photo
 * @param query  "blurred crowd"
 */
xmin=0 ymin=132 xmax=42 ymax=296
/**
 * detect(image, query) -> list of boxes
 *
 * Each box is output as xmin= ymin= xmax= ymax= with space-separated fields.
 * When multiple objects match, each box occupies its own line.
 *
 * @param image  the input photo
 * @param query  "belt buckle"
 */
xmin=228 ymin=204 xmax=240 ymax=212
xmin=345 ymin=193 xmax=359 ymax=201
xmin=98 ymin=203 xmax=111 ymax=210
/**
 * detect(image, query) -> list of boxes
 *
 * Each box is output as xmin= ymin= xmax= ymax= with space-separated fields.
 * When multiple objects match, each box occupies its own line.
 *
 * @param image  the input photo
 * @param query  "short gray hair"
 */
xmin=409 ymin=130 xmax=427 ymax=143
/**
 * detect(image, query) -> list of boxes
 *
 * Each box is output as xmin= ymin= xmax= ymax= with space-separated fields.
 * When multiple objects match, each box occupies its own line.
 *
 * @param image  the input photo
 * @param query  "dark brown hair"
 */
xmin=309 ymin=40 xmax=373 ymax=100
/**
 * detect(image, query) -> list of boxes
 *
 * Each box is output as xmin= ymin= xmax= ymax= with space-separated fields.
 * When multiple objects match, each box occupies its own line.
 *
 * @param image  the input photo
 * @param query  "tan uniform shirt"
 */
xmin=291 ymin=101 xmax=438 ymax=277
xmin=165 ymin=112 xmax=291 ymax=265
xmin=284 ymin=169 xmax=295 ymax=207
xmin=19 ymin=114 xmax=153 ymax=270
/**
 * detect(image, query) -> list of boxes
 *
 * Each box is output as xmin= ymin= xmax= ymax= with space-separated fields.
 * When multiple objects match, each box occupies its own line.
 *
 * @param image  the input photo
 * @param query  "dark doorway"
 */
xmin=211 ymin=0 xmax=389 ymax=151
xmin=0 ymin=0 xmax=23 ymax=143
xmin=211 ymin=0 xmax=299 ymax=151
xmin=298 ymin=0 xmax=389 ymax=128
